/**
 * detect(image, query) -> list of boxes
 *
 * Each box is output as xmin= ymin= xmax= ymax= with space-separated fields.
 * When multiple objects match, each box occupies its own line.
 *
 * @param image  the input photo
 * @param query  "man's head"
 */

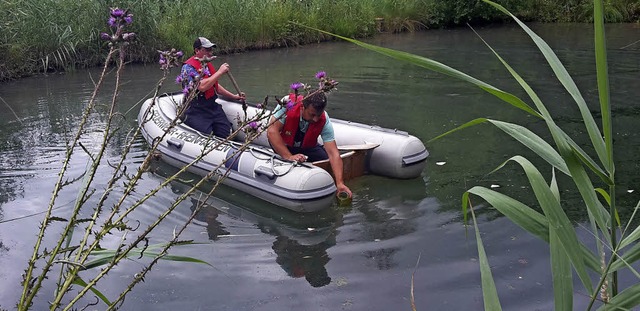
xmin=193 ymin=37 xmax=216 ymax=56
xmin=301 ymin=92 xmax=327 ymax=123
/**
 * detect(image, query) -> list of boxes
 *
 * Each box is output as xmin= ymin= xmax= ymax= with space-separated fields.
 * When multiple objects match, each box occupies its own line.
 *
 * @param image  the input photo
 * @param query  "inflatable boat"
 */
xmin=138 ymin=93 xmax=428 ymax=212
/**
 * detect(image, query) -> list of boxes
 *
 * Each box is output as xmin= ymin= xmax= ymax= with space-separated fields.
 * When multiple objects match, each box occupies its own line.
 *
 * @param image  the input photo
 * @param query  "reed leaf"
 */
xmin=568 ymin=141 xmax=613 ymax=186
xmin=506 ymin=155 xmax=592 ymax=292
xmin=428 ymin=117 xmax=487 ymax=142
xmin=611 ymin=242 xmax=640 ymax=272
xmin=433 ymin=117 xmax=570 ymax=175
xmin=471 ymin=24 xmax=611 ymax=186
xmin=302 ymin=0 xmax=631 ymax=306
xmin=483 ymin=0 xmax=609 ymax=172
xmin=550 ymin=167 xmax=560 ymax=201
xmin=295 ymin=23 xmax=541 ymax=118
xmin=71 ymin=276 xmax=111 ymax=306
xmin=593 ymin=0 xmax=614 ymax=172
xmin=550 ymin=229 xmax=573 ymax=310
xmin=619 ymin=218 xmax=640 ymax=250
xmin=489 ymin=120 xmax=569 ymax=176
xmin=83 ymin=243 xmax=212 ymax=270
xmin=596 ymin=282 xmax=640 ymax=311
xmin=465 ymin=186 xmax=548 ymax=241
xmin=548 ymin=170 xmax=573 ymax=310
xmin=506 ymin=7 xmax=614 ymax=250
xmin=462 ymin=192 xmax=502 ymax=311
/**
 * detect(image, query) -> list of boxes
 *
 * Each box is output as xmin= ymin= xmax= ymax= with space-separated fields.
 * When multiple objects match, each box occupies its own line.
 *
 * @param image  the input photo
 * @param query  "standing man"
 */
xmin=267 ymin=92 xmax=352 ymax=199
xmin=181 ymin=37 xmax=245 ymax=137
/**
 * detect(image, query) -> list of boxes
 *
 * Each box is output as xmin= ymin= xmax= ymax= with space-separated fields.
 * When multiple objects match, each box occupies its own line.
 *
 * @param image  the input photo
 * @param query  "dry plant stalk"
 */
xmin=17 ymin=8 xmax=275 ymax=311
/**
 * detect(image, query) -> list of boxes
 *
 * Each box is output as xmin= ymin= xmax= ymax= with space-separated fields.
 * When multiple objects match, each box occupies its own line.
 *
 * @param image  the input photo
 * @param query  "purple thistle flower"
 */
xmin=107 ymin=17 xmax=117 ymax=28
xmin=124 ymin=14 xmax=133 ymax=24
xmin=203 ymin=68 xmax=211 ymax=76
xmin=159 ymin=55 xmax=167 ymax=65
xmin=315 ymin=71 xmax=326 ymax=79
xmin=100 ymin=32 xmax=111 ymax=41
xmin=256 ymin=103 xmax=263 ymax=109
xmin=290 ymin=82 xmax=303 ymax=91
xmin=111 ymin=8 xmax=124 ymax=18
xmin=175 ymin=75 xmax=183 ymax=84
xmin=176 ymin=51 xmax=184 ymax=57
xmin=248 ymin=121 xmax=258 ymax=129
xmin=182 ymin=86 xmax=190 ymax=94
xmin=286 ymin=101 xmax=294 ymax=111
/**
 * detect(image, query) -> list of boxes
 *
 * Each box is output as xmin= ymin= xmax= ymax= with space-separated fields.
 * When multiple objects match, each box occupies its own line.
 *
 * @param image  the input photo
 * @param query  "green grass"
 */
xmin=1 ymin=0 xmax=637 ymax=81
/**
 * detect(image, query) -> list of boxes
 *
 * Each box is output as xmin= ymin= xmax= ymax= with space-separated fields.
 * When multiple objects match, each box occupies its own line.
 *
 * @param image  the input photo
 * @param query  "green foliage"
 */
xmin=535 ymin=0 xmax=638 ymax=22
xmin=2 ymin=0 xmax=638 ymax=81
xmin=309 ymin=0 xmax=640 ymax=309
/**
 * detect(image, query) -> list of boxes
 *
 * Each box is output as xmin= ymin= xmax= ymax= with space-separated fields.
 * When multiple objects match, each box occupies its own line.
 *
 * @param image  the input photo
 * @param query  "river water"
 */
xmin=1 ymin=23 xmax=639 ymax=310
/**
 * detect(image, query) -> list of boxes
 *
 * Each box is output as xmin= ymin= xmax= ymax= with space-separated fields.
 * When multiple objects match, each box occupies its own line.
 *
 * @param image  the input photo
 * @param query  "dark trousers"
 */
xmin=183 ymin=97 xmax=231 ymax=138
xmin=287 ymin=145 xmax=328 ymax=162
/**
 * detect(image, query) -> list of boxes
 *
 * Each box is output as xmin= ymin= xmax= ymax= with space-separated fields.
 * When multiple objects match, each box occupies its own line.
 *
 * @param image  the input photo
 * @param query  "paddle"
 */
xmin=226 ymin=71 xmax=245 ymax=103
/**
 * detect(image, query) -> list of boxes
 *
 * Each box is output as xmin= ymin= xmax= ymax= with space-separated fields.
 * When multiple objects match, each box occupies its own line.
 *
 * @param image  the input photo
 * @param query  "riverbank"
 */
xmin=1 ymin=0 xmax=638 ymax=81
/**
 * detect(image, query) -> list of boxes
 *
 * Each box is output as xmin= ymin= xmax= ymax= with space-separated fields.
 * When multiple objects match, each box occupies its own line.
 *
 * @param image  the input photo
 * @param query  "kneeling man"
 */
xmin=267 ymin=92 xmax=352 ymax=199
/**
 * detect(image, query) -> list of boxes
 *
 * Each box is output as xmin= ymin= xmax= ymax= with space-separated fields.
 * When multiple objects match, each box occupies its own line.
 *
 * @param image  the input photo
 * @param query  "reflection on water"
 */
xmin=190 ymin=198 xmax=231 ymax=241
xmin=272 ymin=235 xmax=333 ymax=288
xmin=167 ymin=169 xmax=341 ymax=288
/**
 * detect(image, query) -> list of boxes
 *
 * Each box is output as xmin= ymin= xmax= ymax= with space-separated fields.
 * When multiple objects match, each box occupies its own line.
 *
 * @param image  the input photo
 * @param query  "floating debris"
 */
xmin=490 ymin=184 xmax=501 ymax=188
xmin=307 ymin=227 xmax=316 ymax=232
xmin=335 ymin=277 xmax=348 ymax=287
xmin=436 ymin=161 xmax=446 ymax=166
xmin=628 ymin=190 xmax=635 ymax=193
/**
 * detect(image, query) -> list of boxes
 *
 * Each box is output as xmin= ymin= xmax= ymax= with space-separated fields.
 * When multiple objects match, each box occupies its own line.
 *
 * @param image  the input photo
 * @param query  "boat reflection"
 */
xmin=159 ymin=163 xmax=342 ymax=288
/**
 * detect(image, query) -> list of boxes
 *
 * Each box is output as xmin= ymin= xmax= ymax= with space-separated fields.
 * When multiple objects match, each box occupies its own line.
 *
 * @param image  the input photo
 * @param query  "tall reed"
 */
xmin=306 ymin=0 xmax=640 ymax=309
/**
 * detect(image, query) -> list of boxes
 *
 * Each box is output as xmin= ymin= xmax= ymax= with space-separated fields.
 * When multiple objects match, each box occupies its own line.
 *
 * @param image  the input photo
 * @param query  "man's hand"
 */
xmin=287 ymin=154 xmax=307 ymax=162
xmin=218 ymin=63 xmax=230 ymax=74
xmin=336 ymin=182 xmax=352 ymax=198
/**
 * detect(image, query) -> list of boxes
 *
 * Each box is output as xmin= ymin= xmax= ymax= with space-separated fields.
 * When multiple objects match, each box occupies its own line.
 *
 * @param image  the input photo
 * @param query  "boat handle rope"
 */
xmin=246 ymin=147 xmax=298 ymax=177
xmin=270 ymin=155 xmax=298 ymax=177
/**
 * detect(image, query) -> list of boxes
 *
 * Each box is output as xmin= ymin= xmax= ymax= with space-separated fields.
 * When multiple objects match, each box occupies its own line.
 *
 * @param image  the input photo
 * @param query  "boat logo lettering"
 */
xmin=151 ymin=111 xmax=230 ymax=152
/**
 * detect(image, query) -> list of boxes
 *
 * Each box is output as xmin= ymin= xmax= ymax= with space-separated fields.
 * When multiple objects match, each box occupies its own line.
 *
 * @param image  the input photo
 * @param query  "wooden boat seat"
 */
xmin=312 ymin=143 xmax=380 ymax=181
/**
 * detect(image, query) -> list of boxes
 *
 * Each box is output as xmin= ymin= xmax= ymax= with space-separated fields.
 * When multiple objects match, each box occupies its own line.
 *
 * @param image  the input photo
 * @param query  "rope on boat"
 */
xmin=270 ymin=154 xmax=297 ymax=177
xmin=247 ymin=146 xmax=298 ymax=177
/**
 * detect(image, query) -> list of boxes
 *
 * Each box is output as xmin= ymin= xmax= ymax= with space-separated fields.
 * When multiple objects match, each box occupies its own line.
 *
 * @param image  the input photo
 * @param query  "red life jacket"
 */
xmin=184 ymin=56 xmax=218 ymax=99
xmin=280 ymin=101 xmax=326 ymax=149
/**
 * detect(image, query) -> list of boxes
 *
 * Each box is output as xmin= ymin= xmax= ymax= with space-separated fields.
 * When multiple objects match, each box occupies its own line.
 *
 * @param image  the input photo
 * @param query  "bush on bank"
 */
xmin=1 ymin=0 xmax=638 ymax=81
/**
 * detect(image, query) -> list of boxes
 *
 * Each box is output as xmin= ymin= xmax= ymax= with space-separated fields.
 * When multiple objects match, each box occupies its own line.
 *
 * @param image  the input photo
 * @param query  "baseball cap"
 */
xmin=193 ymin=37 xmax=216 ymax=49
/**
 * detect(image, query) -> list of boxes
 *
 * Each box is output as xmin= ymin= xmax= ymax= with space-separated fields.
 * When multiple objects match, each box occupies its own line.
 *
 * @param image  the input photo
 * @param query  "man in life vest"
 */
xmin=180 ymin=37 xmax=245 ymax=137
xmin=267 ymin=92 xmax=353 ymax=199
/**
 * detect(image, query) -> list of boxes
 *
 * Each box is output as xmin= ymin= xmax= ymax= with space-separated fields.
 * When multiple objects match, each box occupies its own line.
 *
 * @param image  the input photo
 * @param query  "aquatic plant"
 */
xmin=277 ymin=71 xmax=339 ymax=112
xmin=303 ymin=0 xmax=640 ymax=309
xmin=16 ymin=7 xmax=275 ymax=310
